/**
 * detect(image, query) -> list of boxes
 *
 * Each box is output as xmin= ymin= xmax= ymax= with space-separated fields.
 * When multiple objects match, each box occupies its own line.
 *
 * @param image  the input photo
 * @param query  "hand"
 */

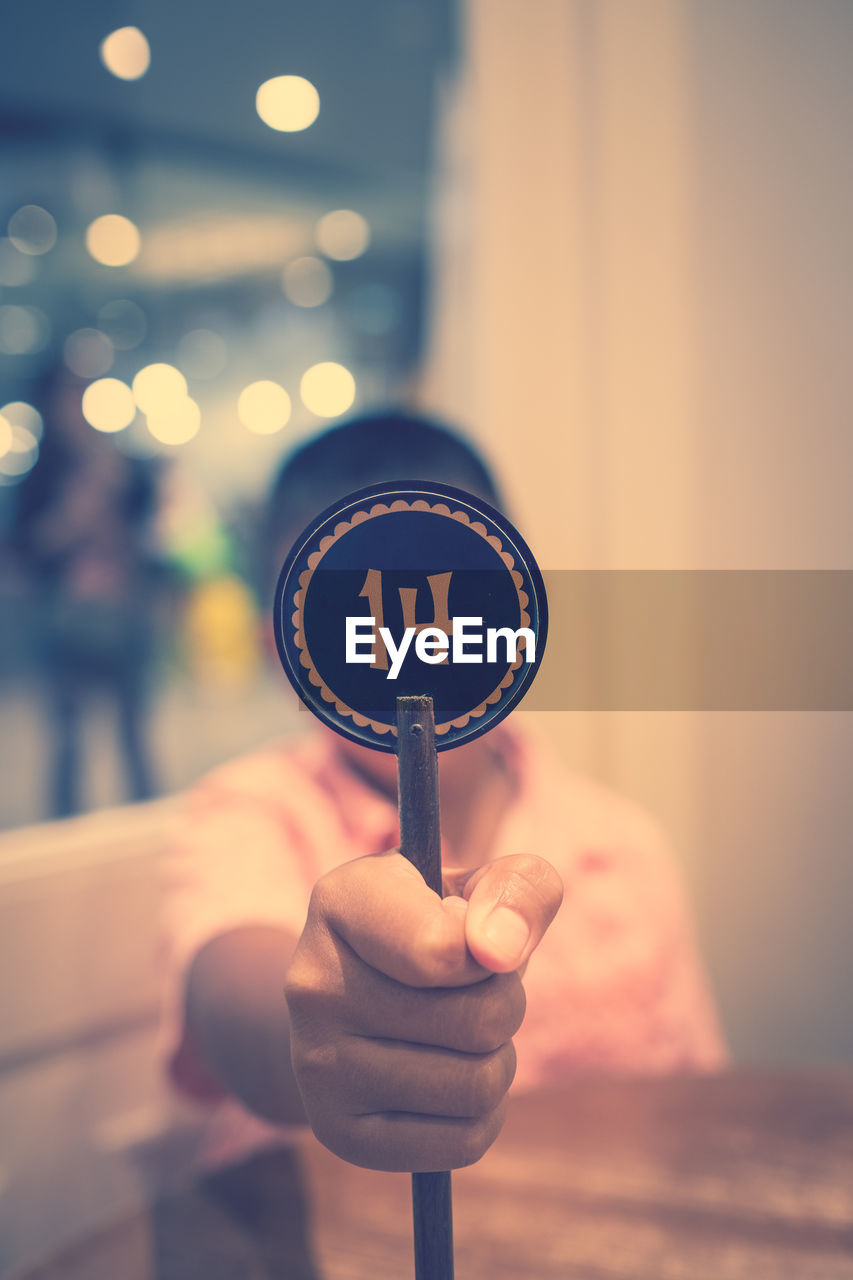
xmin=284 ymin=851 xmax=563 ymax=1172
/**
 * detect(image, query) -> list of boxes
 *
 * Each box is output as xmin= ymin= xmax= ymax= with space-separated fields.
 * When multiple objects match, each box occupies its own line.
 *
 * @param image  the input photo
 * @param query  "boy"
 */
xmin=162 ymin=413 xmax=724 ymax=1172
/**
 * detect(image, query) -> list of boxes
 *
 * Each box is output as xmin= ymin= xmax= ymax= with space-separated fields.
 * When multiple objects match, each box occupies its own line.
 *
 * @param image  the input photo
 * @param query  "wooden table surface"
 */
xmin=15 ymin=1071 xmax=853 ymax=1280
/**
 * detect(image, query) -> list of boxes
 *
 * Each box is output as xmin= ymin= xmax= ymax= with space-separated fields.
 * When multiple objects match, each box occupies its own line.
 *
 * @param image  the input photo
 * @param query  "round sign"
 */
xmin=273 ymin=481 xmax=548 ymax=751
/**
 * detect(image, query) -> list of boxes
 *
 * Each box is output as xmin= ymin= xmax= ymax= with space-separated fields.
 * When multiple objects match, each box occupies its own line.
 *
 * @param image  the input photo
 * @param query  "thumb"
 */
xmin=460 ymin=854 xmax=564 ymax=973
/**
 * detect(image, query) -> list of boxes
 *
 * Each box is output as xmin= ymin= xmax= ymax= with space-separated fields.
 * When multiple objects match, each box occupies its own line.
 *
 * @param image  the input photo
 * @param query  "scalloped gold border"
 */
xmin=289 ymin=500 xmax=532 ymax=740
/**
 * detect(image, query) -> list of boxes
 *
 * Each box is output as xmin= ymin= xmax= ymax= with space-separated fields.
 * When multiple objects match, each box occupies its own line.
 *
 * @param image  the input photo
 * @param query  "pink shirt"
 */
xmin=161 ymin=724 xmax=725 ymax=1165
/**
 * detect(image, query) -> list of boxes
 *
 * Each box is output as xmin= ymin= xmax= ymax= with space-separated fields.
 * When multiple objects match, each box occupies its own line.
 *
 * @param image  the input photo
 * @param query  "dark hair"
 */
xmin=262 ymin=410 xmax=503 ymax=591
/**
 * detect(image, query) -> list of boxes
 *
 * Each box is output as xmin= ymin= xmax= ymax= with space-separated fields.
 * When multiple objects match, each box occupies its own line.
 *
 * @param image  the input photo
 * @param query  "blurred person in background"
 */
xmin=12 ymin=364 xmax=161 ymax=817
xmin=161 ymin=411 xmax=725 ymax=1175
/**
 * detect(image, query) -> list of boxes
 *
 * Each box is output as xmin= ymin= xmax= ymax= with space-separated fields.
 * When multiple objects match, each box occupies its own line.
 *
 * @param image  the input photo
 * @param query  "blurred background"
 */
xmin=1 ymin=0 xmax=851 ymax=1273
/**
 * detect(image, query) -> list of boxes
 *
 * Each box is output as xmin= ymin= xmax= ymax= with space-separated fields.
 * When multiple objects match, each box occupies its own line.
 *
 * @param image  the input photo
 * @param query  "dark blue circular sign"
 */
xmin=273 ymin=481 xmax=548 ymax=751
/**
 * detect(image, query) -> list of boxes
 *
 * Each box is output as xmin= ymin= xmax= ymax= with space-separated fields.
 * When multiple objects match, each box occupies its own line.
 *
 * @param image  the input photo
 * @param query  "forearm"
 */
xmin=184 ymin=924 xmax=307 ymax=1125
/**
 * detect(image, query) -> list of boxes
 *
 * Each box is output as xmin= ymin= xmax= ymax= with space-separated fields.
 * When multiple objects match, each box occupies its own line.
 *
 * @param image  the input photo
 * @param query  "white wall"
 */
xmin=688 ymin=0 xmax=853 ymax=1060
xmin=423 ymin=0 xmax=853 ymax=1061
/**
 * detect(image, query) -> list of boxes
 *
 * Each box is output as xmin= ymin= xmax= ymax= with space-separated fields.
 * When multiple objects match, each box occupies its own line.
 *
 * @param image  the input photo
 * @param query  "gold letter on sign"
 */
xmin=359 ymin=570 xmax=453 ymax=671
xmin=399 ymin=572 xmax=452 ymax=666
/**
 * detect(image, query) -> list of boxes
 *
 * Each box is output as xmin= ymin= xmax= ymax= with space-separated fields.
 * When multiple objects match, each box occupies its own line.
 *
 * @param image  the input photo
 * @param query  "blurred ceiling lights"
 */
xmin=255 ymin=76 xmax=320 ymax=132
xmin=81 ymin=378 xmax=136 ymax=433
xmin=132 ymin=363 xmax=187 ymax=414
xmin=0 ymin=404 xmax=42 ymax=486
xmin=0 ymin=414 xmax=12 ymax=458
xmin=99 ymin=27 xmax=151 ymax=81
xmin=300 ymin=361 xmax=355 ymax=417
xmin=0 ymin=417 xmax=39 ymax=480
xmin=238 ymin=380 xmax=292 ymax=434
xmin=0 ymin=12 xmax=434 ymax=478
xmin=86 ymin=214 xmax=141 ymax=266
xmin=147 ymin=397 xmax=201 ymax=446
xmin=314 ymin=209 xmax=369 ymax=260
xmin=0 ymin=402 xmax=43 ymax=442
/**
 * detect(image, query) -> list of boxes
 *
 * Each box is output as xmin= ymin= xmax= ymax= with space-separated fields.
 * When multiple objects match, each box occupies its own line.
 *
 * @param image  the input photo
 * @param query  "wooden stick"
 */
xmin=396 ymin=696 xmax=454 ymax=1280
xmin=397 ymin=696 xmax=442 ymax=893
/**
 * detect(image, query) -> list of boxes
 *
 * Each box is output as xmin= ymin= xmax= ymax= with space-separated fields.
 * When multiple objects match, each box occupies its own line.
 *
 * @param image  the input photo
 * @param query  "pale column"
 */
xmin=421 ymin=0 xmax=700 ymax=861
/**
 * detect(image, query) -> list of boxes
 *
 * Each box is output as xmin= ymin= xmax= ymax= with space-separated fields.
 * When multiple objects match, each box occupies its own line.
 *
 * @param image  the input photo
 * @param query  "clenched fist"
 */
xmin=285 ymin=850 xmax=563 ymax=1172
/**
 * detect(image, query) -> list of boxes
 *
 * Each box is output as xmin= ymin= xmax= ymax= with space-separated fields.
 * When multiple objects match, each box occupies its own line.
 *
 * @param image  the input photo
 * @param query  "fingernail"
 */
xmin=482 ymin=905 xmax=530 ymax=967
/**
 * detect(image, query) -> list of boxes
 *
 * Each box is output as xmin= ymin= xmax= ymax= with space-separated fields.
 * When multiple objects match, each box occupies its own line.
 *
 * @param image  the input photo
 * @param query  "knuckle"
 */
xmin=465 ymin=1044 xmax=515 ymax=1115
xmin=307 ymin=868 xmax=337 ymax=919
xmin=290 ymin=1036 xmax=336 ymax=1089
xmin=453 ymin=1106 xmax=506 ymax=1168
xmin=308 ymin=1110 xmax=357 ymax=1164
xmin=501 ymin=1039 xmax=518 ymax=1093
xmin=292 ymin=1035 xmax=360 ymax=1113
xmin=283 ymin=948 xmax=321 ymax=1013
xmin=457 ymin=1123 xmax=490 ymax=1167
xmin=467 ymin=974 xmax=526 ymax=1052
xmin=284 ymin=948 xmax=343 ymax=1037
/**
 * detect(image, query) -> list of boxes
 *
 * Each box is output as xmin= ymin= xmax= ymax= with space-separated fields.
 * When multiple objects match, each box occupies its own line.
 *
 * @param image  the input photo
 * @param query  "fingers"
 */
xmin=299 ymin=1035 xmax=516 ymax=1121
xmin=458 ymin=854 xmax=564 ymax=973
xmin=310 ymin=850 xmax=491 ymax=988
xmin=312 ymin=850 xmax=564 ymax=987
xmin=287 ymin=932 xmax=525 ymax=1053
xmin=287 ymin=848 xmax=562 ymax=1171
xmin=287 ymin=926 xmax=520 ymax=1170
xmin=312 ymin=1104 xmax=509 ymax=1174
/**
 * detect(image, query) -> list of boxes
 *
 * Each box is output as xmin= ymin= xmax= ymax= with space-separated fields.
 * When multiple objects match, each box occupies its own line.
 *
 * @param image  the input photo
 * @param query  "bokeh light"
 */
xmin=0 ymin=414 xmax=12 ymax=458
xmin=97 ymin=299 xmax=147 ymax=349
xmin=63 ymin=328 xmax=114 ymax=379
xmin=177 ymin=329 xmax=228 ymax=380
xmin=99 ymin=27 xmax=151 ymax=80
xmin=0 ymin=239 xmax=38 ymax=286
xmin=300 ymin=362 xmax=355 ymax=418
xmin=0 ymin=305 xmax=50 ymax=355
xmin=86 ymin=214 xmax=141 ymax=266
xmin=9 ymin=425 xmax=38 ymax=454
xmin=132 ymin=363 xmax=187 ymax=414
xmin=282 ymin=255 xmax=333 ymax=307
xmin=0 ymin=421 xmax=38 ymax=480
xmin=7 ymin=205 xmax=57 ymax=256
xmin=0 ymin=401 xmax=43 ymax=442
xmin=237 ymin=381 xmax=292 ymax=434
xmin=315 ymin=209 xmax=370 ymax=260
xmin=146 ymin=397 xmax=201 ymax=446
xmin=81 ymin=378 xmax=136 ymax=433
xmin=255 ymin=76 xmax=320 ymax=132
